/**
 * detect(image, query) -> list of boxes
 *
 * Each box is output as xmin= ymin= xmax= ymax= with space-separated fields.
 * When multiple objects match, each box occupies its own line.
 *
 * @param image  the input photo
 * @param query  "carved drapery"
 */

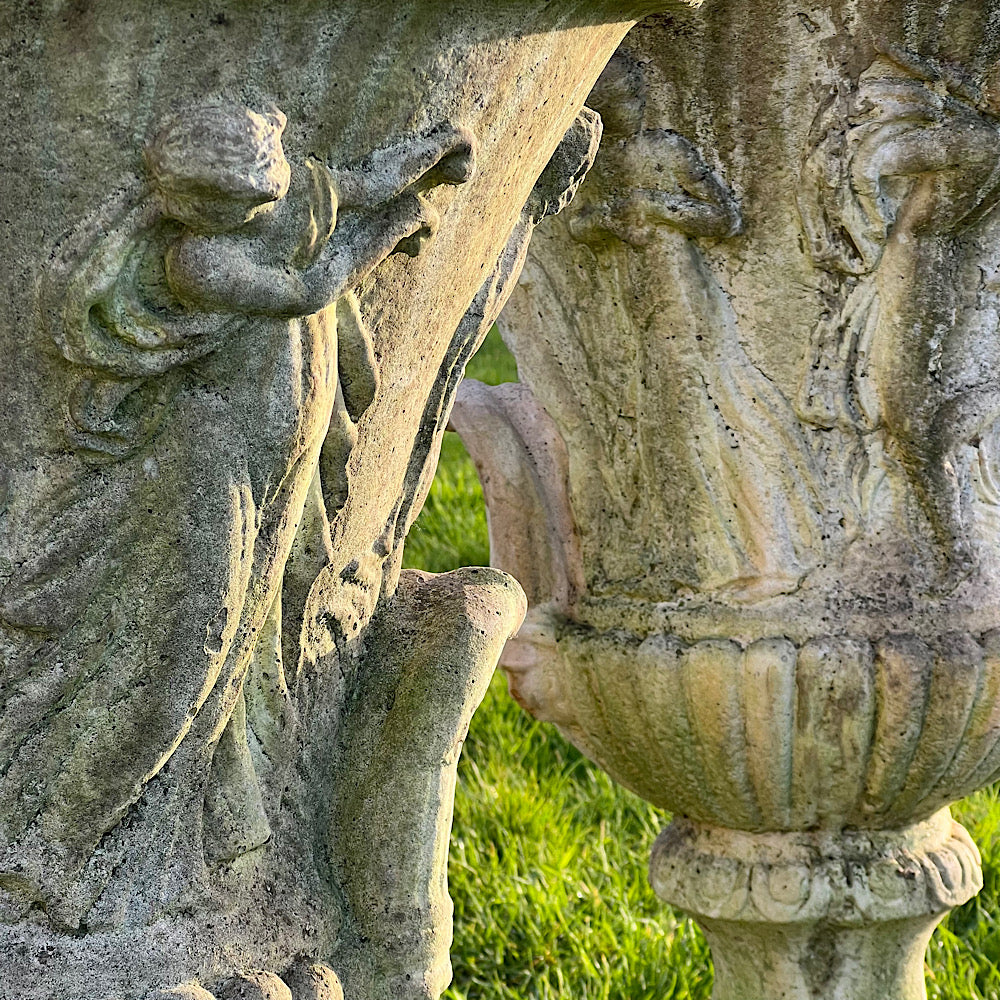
xmin=0 ymin=2 xmax=671 ymax=997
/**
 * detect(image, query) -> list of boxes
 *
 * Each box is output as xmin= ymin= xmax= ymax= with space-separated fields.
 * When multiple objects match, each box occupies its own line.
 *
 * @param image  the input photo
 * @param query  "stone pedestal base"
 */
xmin=697 ymin=911 xmax=942 ymax=1000
xmin=649 ymin=810 xmax=982 ymax=1000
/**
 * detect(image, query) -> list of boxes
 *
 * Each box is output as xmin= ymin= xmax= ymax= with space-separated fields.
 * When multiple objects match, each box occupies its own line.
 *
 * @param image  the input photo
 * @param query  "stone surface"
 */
xmin=217 ymin=974 xmax=293 ymax=1000
xmin=454 ymin=5 xmax=1000 ymax=998
xmin=280 ymin=963 xmax=344 ymax=1000
xmin=650 ymin=811 xmax=982 ymax=1000
xmin=0 ymin=1 xmax=679 ymax=996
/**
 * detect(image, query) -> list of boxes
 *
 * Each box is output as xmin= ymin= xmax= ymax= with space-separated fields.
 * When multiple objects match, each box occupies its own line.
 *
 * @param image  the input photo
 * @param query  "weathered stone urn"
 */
xmin=0 ymin=2 xmax=675 ymax=997
xmin=453 ymin=6 xmax=1000 ymax=998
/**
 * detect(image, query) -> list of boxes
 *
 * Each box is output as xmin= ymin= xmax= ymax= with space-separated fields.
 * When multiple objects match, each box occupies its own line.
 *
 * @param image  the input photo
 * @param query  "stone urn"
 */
xmin=0 ymin=2 xmax=673 ymax=997
xmin=452 ymin=6 xmax=1000 ymax=998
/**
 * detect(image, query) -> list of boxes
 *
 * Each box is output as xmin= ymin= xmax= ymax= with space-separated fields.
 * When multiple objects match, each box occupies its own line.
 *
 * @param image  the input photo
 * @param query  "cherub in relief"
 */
xmin=2 ymin=102 xmax=475 ymax=923
xmin=798 ymin=50 xmax=1000 ymax=585
xmin=48 ymin=104 xmax=471 ymax=483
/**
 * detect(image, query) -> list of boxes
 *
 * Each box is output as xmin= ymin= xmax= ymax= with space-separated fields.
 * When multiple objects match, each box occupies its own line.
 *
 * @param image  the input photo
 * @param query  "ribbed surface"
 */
xmin=554 ymin=627 xmax=1000 ymax=831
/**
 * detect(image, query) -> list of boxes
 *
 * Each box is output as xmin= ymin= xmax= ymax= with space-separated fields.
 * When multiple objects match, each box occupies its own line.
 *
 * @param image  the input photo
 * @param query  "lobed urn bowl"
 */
xmin=507 ymin=621 xmax=1000 ymax=836
xmin=503 ymin=614 xmax=987 ymax=953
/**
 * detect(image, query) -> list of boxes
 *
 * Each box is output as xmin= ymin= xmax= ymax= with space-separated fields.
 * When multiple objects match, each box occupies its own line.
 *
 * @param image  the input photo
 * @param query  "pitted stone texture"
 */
xmin=148 ymin=986 xmax=218 ymax=1000
xmin=217 ymin=973 xmax=293 ymax=1000
xmin=459 ymin=7 xmax=1000 ymax=1000
xmin=0 ymin=1 xmax=654 ymax=996
xmin=281 ymin=964 xmax=345 ymax=1000
xmin=653 ymin=814 xmax=984 ymax=1000
xmin=650 ymin=811 xmax=981 ymax=927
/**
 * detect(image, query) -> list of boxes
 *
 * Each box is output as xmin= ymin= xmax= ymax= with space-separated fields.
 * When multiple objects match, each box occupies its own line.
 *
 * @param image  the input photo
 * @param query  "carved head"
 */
xmin=586 ymin=51 xmax=646 ymax=141
xmin=145 ymin=103 xmax=292 ymax=232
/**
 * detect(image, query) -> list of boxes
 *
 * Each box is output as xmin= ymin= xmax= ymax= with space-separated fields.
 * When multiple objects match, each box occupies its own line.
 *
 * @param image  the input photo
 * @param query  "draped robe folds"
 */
xmin=0 ymin=161 xmax=361 ymax=921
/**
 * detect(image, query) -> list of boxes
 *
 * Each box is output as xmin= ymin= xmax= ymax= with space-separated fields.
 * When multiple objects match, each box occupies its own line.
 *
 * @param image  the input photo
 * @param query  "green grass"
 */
xmin=401 ymin=328 xmax=516 ymax=574
xmin=933 ymin=790 xmax=1000 ymax=1000
xmin=445 ymin=671 xmax=713 ymax=1000
xmin=404 ymin=328 xmax=1000 ymax=1000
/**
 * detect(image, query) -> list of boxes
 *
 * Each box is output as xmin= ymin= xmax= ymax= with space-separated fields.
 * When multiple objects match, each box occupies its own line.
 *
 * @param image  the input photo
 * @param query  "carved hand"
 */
xmin=851 ymin=82 xmax=1000 ymax=240
xmin=330 ymin=122 xmax=477 ymax=208
xmin=305 ymin=191 xmax=439 ymax=303
xmin=419 ymin=122 xmax=477 ymax=186
xmin=165 ymin=192 xmax=438 ymax=319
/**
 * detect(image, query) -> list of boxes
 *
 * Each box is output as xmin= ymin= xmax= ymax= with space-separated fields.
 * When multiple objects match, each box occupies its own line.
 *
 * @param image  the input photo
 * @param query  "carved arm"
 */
xmin=852 ymin=112 xmax=1000 ymax=238
xmin=331 ymin=124 xmax=477 ymax=208
xmin=165 ymin=194 xmax=435 ymax=317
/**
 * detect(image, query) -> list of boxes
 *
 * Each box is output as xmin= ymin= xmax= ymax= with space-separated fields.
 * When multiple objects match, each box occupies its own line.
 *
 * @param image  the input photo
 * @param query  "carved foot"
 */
xmin=650 ymin=810 xmax=982 ymax=1000
xmin=149 ymin=963 xmax=343 ymax=1000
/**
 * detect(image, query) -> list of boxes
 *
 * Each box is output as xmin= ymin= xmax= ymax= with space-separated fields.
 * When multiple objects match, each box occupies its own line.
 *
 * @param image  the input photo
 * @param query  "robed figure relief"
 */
xmin=497 ymin=53 xmax=825 ymax=605
xmin=0 ymin=102 xmax=475 ymax=928
xmin=798 ymin=46 xmax=1000 ymax=591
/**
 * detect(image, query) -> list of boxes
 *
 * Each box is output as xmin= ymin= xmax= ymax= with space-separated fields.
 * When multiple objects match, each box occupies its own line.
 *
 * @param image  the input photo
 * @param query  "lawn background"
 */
xmin=402 ymin=329 xmax=1000 ymax=1000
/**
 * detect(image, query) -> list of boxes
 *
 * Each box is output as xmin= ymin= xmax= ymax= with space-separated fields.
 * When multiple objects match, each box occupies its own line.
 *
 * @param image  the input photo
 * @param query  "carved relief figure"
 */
xmin=0 ymin=102 xmax=475 ymax=926
xmin=499 ymin=54 xmax=824 ymax=602
xmin=798 ymin=47 xmax=1000 ymax=587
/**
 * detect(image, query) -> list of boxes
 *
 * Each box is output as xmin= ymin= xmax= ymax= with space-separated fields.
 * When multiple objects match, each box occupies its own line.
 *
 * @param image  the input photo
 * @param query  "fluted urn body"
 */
xmin=453 ymin=5 xmax=1000 ymax=997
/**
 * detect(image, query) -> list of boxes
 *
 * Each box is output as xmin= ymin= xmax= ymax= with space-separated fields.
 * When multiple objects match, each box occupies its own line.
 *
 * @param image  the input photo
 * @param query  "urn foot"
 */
xmin=649 ymin=810 xmax=982 ymax=1000
xmin=698 ymin=912 xmax=942 ymax=1000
